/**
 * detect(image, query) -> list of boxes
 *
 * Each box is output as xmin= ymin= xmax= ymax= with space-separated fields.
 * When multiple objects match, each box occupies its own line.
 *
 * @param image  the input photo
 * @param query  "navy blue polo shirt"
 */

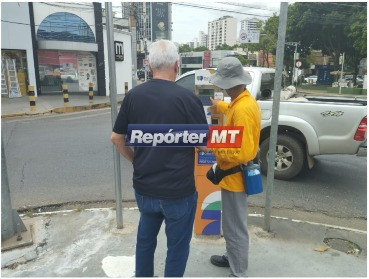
xmin=113 ymin=79 xmax=207 ymax=200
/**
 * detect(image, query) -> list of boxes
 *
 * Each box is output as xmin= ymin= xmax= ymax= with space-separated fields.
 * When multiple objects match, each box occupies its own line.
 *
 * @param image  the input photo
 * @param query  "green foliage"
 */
xmin=286 ymin=2 xmax=367 ymax=70
xmin=236 ymin=55 xmax=249 ymax=66
xmin=193 ymin=46 xmax=209 ymax=51
xmin=347 ymin=7 xmax=367 ymax=57
xmin=215 ymin=44 xmax=234 ymax=50
xmin=178 ymin=44 xmax=192 ymax=53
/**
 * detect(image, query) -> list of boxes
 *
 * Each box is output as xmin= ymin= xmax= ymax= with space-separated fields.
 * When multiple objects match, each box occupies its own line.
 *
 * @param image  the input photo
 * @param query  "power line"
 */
xmin=173 ymin=2 xmax=272 ymax=18
xmin=217 ymin=2 xmax=277 ymax=12
xmin=1 ymin=20 xmax=97 ymax=27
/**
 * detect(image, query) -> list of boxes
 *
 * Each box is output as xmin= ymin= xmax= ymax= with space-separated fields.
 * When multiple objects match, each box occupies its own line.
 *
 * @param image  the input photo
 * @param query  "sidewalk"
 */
xmin=2 ymin=88 xmax=366 ymax=119
xmin=1 ymin=207 xmax=366 ymax=277
xmin=1 ymin=94 xmax=125 ymax=118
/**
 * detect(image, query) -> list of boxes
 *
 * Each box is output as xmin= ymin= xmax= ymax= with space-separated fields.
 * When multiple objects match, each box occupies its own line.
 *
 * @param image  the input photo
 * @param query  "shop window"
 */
xmin=37 ymin=12 xmax=95 ymax=43
xmin=38 ymin=50 xmax=98 ymax=93
xmin=1 ymin=50 xmax=29 ymax=96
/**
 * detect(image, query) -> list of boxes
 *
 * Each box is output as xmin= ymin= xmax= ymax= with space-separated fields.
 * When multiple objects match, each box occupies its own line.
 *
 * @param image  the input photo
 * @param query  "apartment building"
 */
xmin=199 ymin=31 xmax=208 ymax=48
xmin=207 ymin=16 xmax=237 ymax=50
xmin=240 ymin=17 xmax=260 ymax=31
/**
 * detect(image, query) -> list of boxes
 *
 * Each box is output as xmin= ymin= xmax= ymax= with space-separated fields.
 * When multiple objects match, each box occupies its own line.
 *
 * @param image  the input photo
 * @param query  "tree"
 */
xmin=287 ymin=2 xmax=366 ymax=70
xmin=347 ymin=6 xmax=367 ymax=58
xmin=236 ymin=55 xmax=249 ymax=66
xmin=215 ymin=44 xmax=235 ymax=50
xmin=178 ymin=44 xmax=192 ymax=53
xmin=193 ymin=46 xmax=209 ymax=52
xmin=345 ymin=5 xmax=367 ymax=84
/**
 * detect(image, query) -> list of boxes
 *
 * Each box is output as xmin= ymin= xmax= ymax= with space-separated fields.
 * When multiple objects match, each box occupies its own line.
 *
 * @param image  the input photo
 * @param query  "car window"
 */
xmin=260 ymin=73 xmax=275 ymax=92
xmin=176 ymin=74 xmax=195 ymax=93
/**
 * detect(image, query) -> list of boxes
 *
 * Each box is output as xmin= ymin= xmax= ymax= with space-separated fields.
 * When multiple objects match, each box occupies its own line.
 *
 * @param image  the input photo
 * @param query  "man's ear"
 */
xmin=174 ymin=61 xmax=179 ymax=74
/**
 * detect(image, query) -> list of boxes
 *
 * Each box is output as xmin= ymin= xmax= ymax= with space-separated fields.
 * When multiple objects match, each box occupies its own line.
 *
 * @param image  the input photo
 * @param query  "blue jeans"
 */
xmin=134 ymin=190 xmax=198 ymax=277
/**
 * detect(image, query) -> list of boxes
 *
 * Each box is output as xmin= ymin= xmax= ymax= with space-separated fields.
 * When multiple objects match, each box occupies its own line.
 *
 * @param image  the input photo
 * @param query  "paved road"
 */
xmin=2 ymin=109 xmax=367 ymax=221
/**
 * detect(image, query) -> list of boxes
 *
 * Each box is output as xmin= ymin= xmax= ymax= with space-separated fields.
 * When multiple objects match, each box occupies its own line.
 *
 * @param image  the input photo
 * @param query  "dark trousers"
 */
xmin=134 ymin=190 xmax=198 ymax=277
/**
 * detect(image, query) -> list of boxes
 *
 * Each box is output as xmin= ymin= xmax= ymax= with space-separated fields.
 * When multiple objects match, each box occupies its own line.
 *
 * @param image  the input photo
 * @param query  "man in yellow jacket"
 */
xmin=208 ymin=57 xmax=261 ymax=277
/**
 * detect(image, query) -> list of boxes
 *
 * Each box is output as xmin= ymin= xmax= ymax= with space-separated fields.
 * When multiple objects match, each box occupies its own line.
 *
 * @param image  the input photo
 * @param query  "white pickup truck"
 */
xmin=176 ymin=67 xmax=367 ymax=180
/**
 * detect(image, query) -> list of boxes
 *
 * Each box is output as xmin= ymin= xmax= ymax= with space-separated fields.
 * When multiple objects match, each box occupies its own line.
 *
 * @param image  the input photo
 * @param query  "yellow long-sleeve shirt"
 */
xmin=212 ymin=89 xmax=261 ymax=192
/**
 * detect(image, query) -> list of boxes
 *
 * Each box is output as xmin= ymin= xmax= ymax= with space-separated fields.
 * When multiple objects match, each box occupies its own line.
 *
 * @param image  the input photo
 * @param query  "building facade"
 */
xmin=122 ymin=2 xmax=172 ymax=52
xmin=103 ymin=28 xmax=133 ymax=95
xmin=1 ymin=3 xmax=38 ymax=96
xmin=179 ymin=50 xmax=238 ymax=74
xmin=1 ymin=2 xmax=134 ymax=97
xmin=199 ymin=31 xmax=208 ymax=48
xmin=32 ymin=2 xmax=105 ymax=94
xmin=207 ymin=16 xmax=237 ymax=50
xmin=240 ymin=17 xmax=260 ymax=31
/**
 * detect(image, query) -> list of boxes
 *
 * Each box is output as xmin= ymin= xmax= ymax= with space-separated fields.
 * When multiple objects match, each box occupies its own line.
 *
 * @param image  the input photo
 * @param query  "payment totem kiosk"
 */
xmin=193 ymin=69 xmax=228 ymax=235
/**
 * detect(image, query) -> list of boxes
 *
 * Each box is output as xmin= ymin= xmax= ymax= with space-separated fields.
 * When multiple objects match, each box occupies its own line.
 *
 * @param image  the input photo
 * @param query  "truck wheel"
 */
xmin=259 ymin=134 xmax=305 ymax=180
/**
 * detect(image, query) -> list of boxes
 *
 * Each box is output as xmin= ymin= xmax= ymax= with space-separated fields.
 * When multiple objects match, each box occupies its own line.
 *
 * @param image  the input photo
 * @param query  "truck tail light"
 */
xmin=354 ymin=116 xmax=367 ymax=141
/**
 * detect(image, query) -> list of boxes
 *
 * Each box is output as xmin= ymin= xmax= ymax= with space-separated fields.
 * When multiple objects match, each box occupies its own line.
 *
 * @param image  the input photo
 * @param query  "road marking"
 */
xmin=2 ymin=108 xmax=111 ymax=123
xmin=248 ymin=213 xmax=367 ymax=234
xmin=102 ymin=255 xmax=135 ymax=277
xmin=23 ymin=207 xmax=367 ymax=234
xmin=57 ymin=111 xmax=111 ymax=121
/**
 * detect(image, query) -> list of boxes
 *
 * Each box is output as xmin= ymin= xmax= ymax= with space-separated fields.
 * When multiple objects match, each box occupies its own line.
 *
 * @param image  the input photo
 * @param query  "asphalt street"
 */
xmin=2 ymin=109 xmax=367 ymax=222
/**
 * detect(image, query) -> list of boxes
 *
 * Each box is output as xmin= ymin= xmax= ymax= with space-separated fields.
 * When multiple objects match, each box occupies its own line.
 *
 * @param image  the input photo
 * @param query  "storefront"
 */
xmin=32 ymin=3 xmax=103 ymax=94
xmin=38 ymin=50 xmax=97 ymax=93
xmin=1 ymin=2 xmax=37 ymax=97
xmin=1 ymin=50 xmax=29 ymax=97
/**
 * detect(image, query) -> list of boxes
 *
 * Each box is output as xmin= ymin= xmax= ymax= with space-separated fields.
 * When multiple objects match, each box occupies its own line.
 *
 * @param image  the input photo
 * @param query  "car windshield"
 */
xmin=176 ymin=74 xmax=195 ymax=93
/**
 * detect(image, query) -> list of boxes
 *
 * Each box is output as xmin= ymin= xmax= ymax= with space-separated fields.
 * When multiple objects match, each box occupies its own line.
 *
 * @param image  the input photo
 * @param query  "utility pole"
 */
xmin=129 ymin=3 xmax=138 ymax=88
xmin=2 ymin=135 xmax=33 ymax=250
xmin=143 ymin=2 xmax=148 ymax=82
xmin=339 ymin=52 xmax=345 ymax=95
xmin=106 ymin=2 xmax=123 ymax=229
xmin=264 ymin=2 xmax=288 ymax=232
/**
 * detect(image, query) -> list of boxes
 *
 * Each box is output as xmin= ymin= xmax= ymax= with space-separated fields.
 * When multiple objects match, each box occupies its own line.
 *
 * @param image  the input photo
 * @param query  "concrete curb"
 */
xmin=1 ymin=101 xmax=122 ymax=118
xmin=53 ymin=103 xmax=110 ymax=113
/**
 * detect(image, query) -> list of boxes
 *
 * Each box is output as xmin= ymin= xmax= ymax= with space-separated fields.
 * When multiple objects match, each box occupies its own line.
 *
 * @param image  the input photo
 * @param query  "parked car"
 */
xmin=345 ymin=74 xmax=363 ymax=87
xmin=176 ymin=68 xmax=367 ymax=180
xmin=304 ymin=75 xmax=318 ymax=84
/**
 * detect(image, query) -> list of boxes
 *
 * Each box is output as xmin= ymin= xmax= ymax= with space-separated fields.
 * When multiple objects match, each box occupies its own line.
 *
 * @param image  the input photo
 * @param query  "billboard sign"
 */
xmin=151 ymin=2 xmax=169 ymax=41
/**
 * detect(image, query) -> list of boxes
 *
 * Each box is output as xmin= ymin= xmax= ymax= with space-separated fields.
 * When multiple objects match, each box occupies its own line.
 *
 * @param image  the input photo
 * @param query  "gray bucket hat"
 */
xmin=209 ymin=57 xmax=252 ymax=89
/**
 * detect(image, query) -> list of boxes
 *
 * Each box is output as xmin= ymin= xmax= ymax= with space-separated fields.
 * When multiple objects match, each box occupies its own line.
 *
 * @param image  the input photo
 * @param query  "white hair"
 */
xmin=148 ymin=40 xmax=179 ymax=70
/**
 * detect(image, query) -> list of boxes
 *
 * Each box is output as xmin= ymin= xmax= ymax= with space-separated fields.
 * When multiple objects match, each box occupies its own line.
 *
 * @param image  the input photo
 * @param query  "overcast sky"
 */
xmin=171 ymin=1 xmax=282 ymax=44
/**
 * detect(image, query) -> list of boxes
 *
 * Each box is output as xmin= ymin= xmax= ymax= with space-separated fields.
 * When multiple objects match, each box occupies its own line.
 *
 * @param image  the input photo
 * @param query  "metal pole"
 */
xmin=292 ymin=43 xmax=297 ymax=86
xmin=106 ymin=2 xmax=123 ymax=229
xmin=264 ymin=2 xmax=288 ymax=232
xmin=143 ymin=2 xmax=147 ymax=82
xmin=131 ymin=26 xmax=138 ymax=88
xmin=2 ymin=135 xmax=16 ymax=241
xmin=339 ymin=52 xmax=345 ymax=95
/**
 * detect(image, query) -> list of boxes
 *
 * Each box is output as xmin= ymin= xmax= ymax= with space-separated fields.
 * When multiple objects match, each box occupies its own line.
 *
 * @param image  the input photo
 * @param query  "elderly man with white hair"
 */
xmin=111 ymin=40 xmax=207 ymax=277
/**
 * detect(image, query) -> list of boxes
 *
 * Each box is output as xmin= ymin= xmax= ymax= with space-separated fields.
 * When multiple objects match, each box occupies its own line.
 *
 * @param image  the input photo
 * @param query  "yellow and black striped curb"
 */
xmin=89 ymin=82 xmax=94 ymax=104
xmin=1 ymin=101 xmax=123 ymax=118
xmin=62 ymin=84 xmax=69 ymax=106
xmin=28 ymin=85 xmax=36 ymax=111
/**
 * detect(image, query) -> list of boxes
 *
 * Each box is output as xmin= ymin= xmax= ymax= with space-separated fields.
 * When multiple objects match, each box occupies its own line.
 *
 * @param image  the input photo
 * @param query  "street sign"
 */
xmin=239 ymin=30 xmax=260 ymax=44
xmin=295 ymin=60 xmax=302 ymax=68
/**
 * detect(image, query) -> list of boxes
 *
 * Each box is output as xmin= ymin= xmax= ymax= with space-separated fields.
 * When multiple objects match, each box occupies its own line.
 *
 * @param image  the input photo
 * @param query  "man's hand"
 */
xmin=209 ymin=97 xmax=220 ymax=110
xmin=111 ymin=132 xmax=134 ymax=163
xmin=197 ymin=146 xmax=212 ymax=153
